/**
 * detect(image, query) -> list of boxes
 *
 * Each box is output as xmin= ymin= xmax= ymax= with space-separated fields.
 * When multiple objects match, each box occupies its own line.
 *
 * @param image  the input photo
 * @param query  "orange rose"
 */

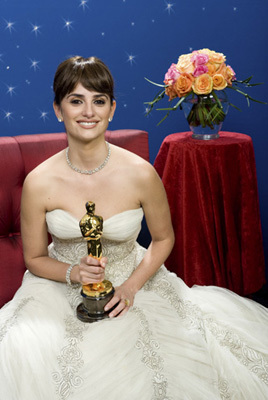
xmin=213 ymin=74 xmax=227 ymax=90
xmin=174 ymin=73 xmax=194 ymax=97
xmin=176 ymin=54 xmax=194 ymax=74
xmin=225 ymin=65 xmax=236 ymax=85
xmin=165 ymin=84 xmax=177 ymax=100
xmin=209 ymin=51 xmax=226 ymax=64
xmin=199 ymin=48 xmax=213 ymax=56
xmin=192 ymin=74 xmax=213 ymax=95
xmin=216 ymin=62 xmax=227 ymax=75
xmin=207 ymin=62 xmax=217 ymax=76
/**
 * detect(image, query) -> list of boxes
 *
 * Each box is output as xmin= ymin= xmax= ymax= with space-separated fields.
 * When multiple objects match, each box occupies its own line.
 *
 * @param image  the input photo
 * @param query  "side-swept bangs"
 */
xmin=53 ymin=56 xmax=115 ymax=105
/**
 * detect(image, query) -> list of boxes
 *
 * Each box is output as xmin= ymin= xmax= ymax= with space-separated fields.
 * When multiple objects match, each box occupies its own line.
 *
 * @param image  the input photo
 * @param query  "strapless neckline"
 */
xmin=46 ymin=207 xmax=143 ymax=223
xmin=46 ymin=208 xmax=144 ymax=241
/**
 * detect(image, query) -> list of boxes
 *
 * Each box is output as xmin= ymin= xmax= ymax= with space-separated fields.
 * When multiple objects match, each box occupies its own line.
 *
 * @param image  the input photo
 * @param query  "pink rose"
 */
xmin=191 ymin=52 xmax=209 ymax=66
xmin=164 ymin=63 xmax=180 ymax=85
xmin=193 ymin=65 xmax=209 ymax=77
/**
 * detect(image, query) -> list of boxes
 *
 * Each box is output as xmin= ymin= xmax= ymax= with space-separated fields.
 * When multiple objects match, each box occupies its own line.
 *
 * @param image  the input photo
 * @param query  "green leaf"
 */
xmin=144 ymin=77 xmax=166 ymax=88
xmin=211 ymin=90 xmax=223 ymax=109
xmin=157 ymin=112 xmax=170 ymax=126
xmin=229 ymin=102 xmax=241 ymax=111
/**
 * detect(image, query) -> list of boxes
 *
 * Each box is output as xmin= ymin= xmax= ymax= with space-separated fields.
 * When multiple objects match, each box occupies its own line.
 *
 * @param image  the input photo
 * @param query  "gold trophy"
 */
xmin=76 ymin=201 xmax=115 ymax=323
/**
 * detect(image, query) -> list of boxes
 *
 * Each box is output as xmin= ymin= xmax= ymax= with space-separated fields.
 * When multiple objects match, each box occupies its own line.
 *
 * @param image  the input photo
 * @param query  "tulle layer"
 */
xmin=1 ymin=209 xmax=268 ymax=399
xmin=1 ymin=268 xmax=268 ymax=400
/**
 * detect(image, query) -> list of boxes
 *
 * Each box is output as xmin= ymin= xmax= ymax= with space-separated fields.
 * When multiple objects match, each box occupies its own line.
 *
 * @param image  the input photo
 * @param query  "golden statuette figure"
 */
xmin=76 ymin=201 xmax=115 ymax=322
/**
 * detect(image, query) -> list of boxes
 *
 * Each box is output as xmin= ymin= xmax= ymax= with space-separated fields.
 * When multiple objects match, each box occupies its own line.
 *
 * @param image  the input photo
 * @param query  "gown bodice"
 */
xmin=46 ymin=207 xmax=144 ymax=241
xmin=46 ymin=208 xmax=145 ymax=285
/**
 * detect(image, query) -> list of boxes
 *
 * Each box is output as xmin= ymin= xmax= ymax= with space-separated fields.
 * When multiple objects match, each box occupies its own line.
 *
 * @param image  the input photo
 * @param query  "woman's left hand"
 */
xmin=104 ymin=283 xmax=136 ymax=318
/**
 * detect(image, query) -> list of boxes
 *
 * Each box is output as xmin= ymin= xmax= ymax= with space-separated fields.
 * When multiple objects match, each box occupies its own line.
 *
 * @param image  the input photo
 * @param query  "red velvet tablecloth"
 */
xmin=154 ymin=131 xmax=265 ymax=295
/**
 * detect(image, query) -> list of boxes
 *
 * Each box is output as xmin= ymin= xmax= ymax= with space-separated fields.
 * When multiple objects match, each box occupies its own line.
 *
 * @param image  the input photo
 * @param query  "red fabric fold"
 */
xmin=154 ymin=131 xmax=265 ymax=295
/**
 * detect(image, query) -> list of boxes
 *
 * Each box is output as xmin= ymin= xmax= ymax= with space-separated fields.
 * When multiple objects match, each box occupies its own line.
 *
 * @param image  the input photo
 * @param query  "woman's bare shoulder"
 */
xmin=23 ymin=150 xmax=65 ymax=189
xmin=111 ymin=144 xmax=152 ymax=169
xmin=110 ymin=144 xmax=159 ymax=186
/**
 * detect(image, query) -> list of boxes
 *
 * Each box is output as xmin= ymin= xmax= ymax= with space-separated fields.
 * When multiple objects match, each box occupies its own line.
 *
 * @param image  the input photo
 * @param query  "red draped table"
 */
xmin=154 ymin=131 xmax=265 ymax=295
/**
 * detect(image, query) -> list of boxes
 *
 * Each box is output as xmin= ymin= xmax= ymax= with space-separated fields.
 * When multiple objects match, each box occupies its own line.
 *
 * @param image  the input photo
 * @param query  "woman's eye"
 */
xmin=70 ymin=99 xmax=82 ymax=105
xmin=94 ymin=99 xmax=106 ymax=105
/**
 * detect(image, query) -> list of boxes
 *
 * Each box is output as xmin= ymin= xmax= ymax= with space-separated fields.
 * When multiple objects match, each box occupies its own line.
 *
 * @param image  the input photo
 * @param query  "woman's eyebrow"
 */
xmin=67 ymin=93 xmax=85 ymax=99
xmin=66 ymin=93 xmax=108 ymax=99
xmin=93 ymin=94 xmax=109 ymax=99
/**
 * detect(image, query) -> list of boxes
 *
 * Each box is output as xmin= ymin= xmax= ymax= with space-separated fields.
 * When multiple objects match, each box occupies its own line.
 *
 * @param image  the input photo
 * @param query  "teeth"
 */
xmin=79 ymin=122 xmax=96 ymax=126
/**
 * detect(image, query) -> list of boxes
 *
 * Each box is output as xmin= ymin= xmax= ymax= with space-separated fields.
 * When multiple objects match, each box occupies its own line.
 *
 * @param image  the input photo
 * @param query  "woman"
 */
xmin=0 ymin=56 xmax=267 ymax=400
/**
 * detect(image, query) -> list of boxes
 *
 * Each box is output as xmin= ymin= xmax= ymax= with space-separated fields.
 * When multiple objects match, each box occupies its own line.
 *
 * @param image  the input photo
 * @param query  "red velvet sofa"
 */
xmin=0 ymin=129 xmax=149 ymax=308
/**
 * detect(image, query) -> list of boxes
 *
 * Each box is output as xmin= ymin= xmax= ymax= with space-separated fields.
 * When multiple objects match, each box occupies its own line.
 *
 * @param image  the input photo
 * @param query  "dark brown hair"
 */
xmin=53 ymin=56 xmax=115 ymax=105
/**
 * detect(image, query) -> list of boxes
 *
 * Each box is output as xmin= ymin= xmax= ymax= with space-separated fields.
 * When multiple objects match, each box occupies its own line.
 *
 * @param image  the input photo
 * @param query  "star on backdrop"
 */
xmin=0 ymin=0 xmax=265 ymax=145
xmin=30 ymin=59 xmax=40 ymax=71
xmin=31 ymin=23 xmax=41 ymax=36
xmin=79 ymin=0 xmax=89 ymax=11
xmin=0 ymin=0 xmax=180 ymax=129
xmin=165 ymin=2 xmax=175 ymax=14
xmin=4 ymin=19 xmax=15 ymax=33
xmin=39 ymin=111 xmax=49 ymax=121
xmin=63 ymin=19 xmax=74 ymax=31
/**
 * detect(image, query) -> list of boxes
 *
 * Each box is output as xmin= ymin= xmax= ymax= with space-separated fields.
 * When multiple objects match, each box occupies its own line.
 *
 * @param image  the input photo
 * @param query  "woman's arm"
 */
xmin=105 ymin=163 xmax=175 ymax=317
xmin=21 ymin=171 xmax=106 ymax=285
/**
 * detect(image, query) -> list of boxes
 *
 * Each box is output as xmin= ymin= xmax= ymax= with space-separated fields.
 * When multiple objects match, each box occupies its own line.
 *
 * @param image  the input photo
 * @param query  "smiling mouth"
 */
xmin=78 ymin=121 xmax=97 ymax=127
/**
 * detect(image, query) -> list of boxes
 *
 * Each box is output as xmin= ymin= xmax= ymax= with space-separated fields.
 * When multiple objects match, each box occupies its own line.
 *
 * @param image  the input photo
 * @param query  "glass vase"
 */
xmin=181 ymin=91 xmax=229 ymax=140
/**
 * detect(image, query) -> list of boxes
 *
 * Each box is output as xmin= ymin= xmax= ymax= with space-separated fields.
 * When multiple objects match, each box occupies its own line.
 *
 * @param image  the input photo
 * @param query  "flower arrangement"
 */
xmin=145 ymin=48 xmax=265 ymax=129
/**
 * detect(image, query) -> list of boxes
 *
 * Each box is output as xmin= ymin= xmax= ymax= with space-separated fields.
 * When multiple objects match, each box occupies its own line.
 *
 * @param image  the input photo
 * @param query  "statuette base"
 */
xmin=76 ymin=287 xmax=115 ymax=323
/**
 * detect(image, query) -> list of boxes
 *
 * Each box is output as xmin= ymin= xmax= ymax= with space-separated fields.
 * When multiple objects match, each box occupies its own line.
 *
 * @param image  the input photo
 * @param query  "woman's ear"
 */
xmin=53 ymin=102 xmax=63 ymax=122
xmin=110 ymin=100 xmax=116 ymax=121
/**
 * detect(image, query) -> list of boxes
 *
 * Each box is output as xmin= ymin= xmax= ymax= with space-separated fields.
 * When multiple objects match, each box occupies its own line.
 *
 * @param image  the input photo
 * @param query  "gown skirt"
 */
xmin=0 ymin=208 xmax=268 ymax=400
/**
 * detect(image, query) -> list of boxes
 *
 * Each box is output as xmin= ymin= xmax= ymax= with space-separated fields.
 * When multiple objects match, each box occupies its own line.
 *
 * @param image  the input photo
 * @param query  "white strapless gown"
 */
xmin=0 ymin=208 xmax=268 ymax=400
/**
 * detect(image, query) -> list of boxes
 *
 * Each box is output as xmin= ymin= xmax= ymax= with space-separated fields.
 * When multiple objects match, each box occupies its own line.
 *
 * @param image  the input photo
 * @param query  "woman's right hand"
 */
xmin=71 ymin=256 xmax=107 ymax=285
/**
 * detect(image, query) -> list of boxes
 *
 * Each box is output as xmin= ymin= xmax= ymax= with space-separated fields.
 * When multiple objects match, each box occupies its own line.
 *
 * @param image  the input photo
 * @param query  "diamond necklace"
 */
xmin=65 ymin=141 xmax=111 ymax=175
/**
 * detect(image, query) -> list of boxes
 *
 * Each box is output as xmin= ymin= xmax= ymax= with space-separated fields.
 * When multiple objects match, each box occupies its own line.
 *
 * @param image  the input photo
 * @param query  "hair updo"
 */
xmin=53 ymin=56 xmax=115 ymax=105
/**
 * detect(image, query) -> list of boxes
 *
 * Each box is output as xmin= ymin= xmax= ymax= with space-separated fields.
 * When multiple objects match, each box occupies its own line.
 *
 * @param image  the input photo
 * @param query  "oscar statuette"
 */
xmin=76 ymin=201 xmax=116 ymax=323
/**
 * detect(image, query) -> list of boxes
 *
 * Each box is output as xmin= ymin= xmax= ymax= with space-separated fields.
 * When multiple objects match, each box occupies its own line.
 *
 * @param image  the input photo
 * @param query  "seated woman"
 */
xmin=0 ymin=55 xmax=267 ymax=400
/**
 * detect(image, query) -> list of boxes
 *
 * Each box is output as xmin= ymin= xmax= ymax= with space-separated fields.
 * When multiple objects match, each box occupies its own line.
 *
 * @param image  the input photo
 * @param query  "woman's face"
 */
xmin=53 ymin=82 xmax=116 ymax=143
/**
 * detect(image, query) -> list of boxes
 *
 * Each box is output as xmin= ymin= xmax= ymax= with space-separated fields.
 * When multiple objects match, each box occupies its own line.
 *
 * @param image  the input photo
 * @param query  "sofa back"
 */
xmin=0 ymin=129 xmax=149 ymax=307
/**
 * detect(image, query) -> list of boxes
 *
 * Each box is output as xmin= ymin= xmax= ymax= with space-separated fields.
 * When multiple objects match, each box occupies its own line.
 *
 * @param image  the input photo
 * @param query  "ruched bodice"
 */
xmin=46 ymin=208 xmax=145 ymax=285
xmin=46 ymin=208 xmax=144 ymax=241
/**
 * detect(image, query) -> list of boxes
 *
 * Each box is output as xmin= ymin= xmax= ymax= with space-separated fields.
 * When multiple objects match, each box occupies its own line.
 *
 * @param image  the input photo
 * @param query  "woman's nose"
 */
xmin=82 ymin=102 xmax=94 ymax=118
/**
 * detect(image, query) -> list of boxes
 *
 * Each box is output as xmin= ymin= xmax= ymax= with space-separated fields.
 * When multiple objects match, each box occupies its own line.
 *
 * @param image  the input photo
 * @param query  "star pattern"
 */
xmin=39 ymin=111 xmax=49 ymax=121
xmin=6 ymin=85 xmax=16 ymax=96
xmin=79 ymin=0 xmax=89 ymax=11
xmin=165 ymin=2 xmax=174 ymax=14
xmin=0 ymin=0 xmax=266 ymax=148
xmin=31 ymin=23 xmax=41 ymax=36
xmin=3 ymin=111 xmax=13 ymax=121
xmin=4 ymin=19 xmax=15 ymax=33
xmin=126 ymin=53 xmax=136 ymax=66
xmin=63 ymin=19 xmax=74 ymax=31
xmin=30 ymin=59 xmax=40 ymax=71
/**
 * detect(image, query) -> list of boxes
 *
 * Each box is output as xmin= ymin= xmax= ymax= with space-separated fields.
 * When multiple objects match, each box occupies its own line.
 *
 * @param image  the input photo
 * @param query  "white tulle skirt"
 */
xmin=1 ymin=264 xmax=268 ymax=400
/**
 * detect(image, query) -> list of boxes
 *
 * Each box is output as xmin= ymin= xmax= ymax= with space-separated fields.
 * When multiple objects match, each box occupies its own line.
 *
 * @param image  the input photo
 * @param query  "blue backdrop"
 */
xmin=1 ymin=0 xmax=267 ymax=277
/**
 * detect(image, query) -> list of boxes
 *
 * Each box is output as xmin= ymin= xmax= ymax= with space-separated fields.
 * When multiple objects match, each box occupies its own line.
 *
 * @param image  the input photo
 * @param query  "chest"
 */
xmin=47 ymin=170 xmax=140 ymax=220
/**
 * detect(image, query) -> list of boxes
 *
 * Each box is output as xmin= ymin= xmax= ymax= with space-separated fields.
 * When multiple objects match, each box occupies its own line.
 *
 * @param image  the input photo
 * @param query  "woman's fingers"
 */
xmin=104 ymin=292 xmax=132 ymax=318
xmin=79 ymin=256 xmax=107 ymax=284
